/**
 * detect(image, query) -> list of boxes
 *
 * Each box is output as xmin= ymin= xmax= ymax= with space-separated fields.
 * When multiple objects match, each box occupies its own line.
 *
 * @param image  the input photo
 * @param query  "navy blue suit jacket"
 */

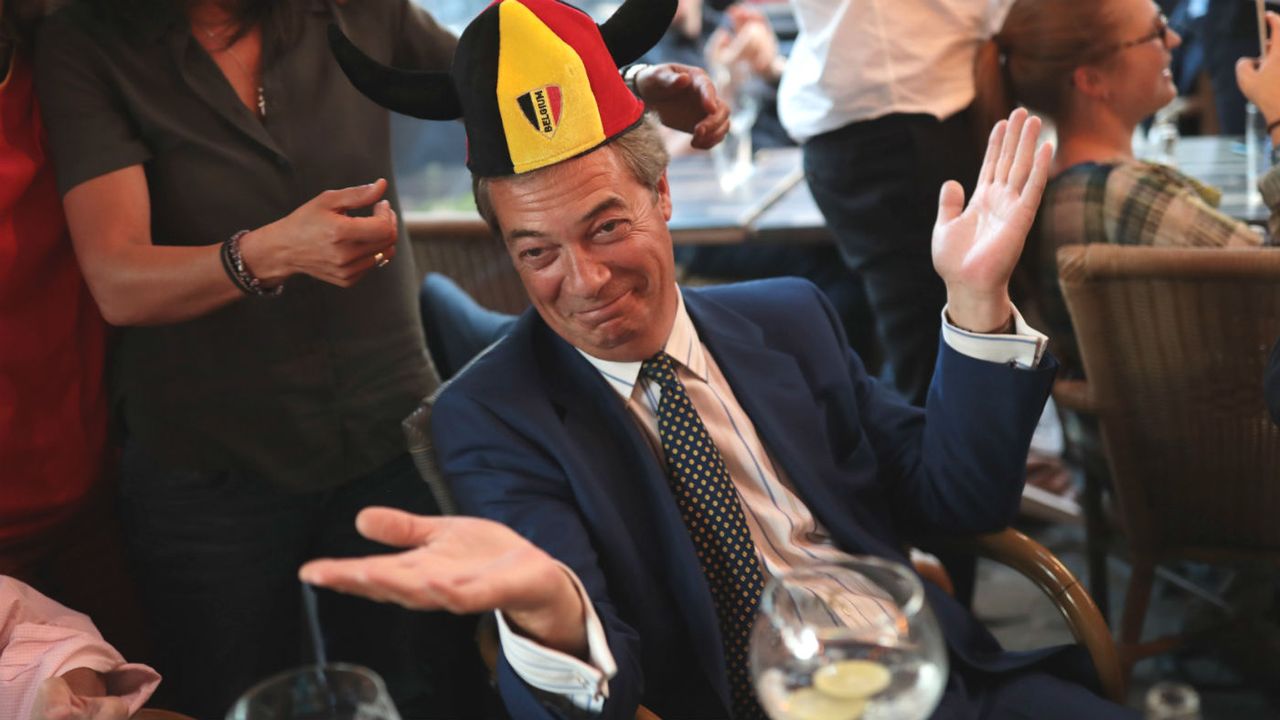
xmin=434 ymin=279 xmax=1081 ymax=719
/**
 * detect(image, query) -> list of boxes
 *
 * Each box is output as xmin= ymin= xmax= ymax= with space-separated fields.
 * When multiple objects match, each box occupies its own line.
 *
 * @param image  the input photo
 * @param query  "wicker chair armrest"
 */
xmin=950 ymin=528 xmax=1122 ymax=703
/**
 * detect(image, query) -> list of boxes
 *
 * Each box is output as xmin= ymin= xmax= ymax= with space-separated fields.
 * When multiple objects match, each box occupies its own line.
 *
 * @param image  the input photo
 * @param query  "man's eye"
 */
xmin=521 ymin=247 xmax=545 ymax=260
xmin=597 ymin=219 xmax=629 ymax=238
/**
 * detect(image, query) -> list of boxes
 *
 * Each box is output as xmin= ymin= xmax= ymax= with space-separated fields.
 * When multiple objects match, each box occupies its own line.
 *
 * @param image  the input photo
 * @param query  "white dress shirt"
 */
xmin=778 ymin=0 xmax=1016 ymax=143
xmin=496 ymin=289 xmax=1046 ymax=710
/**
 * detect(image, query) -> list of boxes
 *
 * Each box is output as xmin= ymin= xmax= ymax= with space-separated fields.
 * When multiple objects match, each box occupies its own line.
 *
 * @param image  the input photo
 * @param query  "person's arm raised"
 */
xmin=62 ymin=168 xmax=399 ymax=326
xmin=932 ymin=108 xmax=1053 ymax=334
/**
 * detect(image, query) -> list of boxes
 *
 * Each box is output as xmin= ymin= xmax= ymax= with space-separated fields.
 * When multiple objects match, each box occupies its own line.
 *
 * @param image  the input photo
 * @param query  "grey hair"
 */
xmin=472 ymin=114 xmax=670 ymax=239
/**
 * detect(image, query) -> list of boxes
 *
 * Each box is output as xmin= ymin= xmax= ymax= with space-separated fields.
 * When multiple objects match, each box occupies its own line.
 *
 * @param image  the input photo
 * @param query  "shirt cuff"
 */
xmin=495 ymin=563 xmax=617 ymax=713
xmin=940 ymin=304 xmax=1047 ymax=369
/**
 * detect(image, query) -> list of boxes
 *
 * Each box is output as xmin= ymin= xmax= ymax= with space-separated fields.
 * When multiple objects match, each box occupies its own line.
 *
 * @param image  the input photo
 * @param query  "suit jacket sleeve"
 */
xmin=433 ymin=390 xmax=644 ymax=720
xmin=804 ymin=281 xmax=1058 ymax=536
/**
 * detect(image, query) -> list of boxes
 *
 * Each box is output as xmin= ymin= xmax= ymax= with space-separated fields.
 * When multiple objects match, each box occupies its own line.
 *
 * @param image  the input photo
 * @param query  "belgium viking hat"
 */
xmin=329 ymin=0 xmax=676 ymax=177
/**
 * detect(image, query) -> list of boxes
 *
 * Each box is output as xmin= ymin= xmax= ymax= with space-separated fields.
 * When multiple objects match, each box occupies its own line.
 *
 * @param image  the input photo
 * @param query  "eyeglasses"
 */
xmin=1112 ymin=13 xmax=1171 ymax=52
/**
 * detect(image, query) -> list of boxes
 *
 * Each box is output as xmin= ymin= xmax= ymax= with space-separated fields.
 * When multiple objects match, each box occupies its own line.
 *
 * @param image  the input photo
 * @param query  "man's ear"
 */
xmin=656 ymin=171 xmax=673 ymax=221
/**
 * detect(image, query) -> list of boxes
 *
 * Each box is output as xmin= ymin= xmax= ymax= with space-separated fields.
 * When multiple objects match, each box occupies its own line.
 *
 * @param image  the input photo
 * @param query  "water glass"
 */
xmin=707 ymin=59 xmax=760 ymax=193
xmin=1245 ymin=102 xmax=1271 ymax=208
xmin=226 ymin=663 xmax=401 ymax=720
xmin=750 ymin=555 xmax=948 ymax=720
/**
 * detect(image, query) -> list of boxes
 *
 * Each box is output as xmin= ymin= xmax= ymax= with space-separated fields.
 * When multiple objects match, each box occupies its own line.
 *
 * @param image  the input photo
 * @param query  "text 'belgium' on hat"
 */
xmin=329 ymin=0 xmax=677 ymax=177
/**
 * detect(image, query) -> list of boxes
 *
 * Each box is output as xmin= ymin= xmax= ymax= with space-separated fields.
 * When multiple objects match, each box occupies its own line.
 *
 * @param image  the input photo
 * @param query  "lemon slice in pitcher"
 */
xmin=812 ymin=660 xmax=891 ymax=700
xmin=783 ymin=687 xmax=868 ymax=720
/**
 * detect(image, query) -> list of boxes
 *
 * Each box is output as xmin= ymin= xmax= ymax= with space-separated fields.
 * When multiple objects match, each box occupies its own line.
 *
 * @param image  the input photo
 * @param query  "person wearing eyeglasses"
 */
xmin=974 ymin=0 xmax=1280 ymax=382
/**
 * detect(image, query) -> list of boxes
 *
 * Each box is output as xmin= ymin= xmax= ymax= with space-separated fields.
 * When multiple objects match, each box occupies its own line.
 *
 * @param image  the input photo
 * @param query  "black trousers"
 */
xmin=119 ymin=447 xmax=496 ymax=719
xmin=803 ymin=110 xmax=982 ymax=407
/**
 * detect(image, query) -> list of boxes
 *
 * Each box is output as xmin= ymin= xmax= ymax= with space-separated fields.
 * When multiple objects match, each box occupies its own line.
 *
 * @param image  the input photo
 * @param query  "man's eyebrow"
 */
xmin=508 ymin=227 xmax=547 ymax=241
xmin=580 ymin=196 xmax=626 ymax=225
xmin=506 ymin=196 xmax=627 ymax=242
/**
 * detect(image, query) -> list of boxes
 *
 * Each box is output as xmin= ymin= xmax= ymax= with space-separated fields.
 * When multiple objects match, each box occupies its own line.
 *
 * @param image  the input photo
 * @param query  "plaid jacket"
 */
xmin=1025 ymin=160 xmax=1279 ymax=377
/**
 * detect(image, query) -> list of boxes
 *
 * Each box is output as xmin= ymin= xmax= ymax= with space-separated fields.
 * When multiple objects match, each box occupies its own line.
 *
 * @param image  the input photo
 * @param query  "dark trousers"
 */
xmin=119 ymin=446 xmax=494 ymax=719
xmin=803 ymin=110 xmax=982 ymax=407
xmin=934 ymin=669 xmax=1139 ymax=719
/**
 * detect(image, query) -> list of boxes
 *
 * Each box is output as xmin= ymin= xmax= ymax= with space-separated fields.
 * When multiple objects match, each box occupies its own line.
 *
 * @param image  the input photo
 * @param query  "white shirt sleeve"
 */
xmin=494 ymin=563 xmax=618 ymax=712
xmin=940 ymin=304 xmax=1047 ymax=368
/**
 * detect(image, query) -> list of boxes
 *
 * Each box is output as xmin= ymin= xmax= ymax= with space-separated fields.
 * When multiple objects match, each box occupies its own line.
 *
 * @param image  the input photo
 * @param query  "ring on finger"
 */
xmin=374 ymin=251 xmax=390 ymax=268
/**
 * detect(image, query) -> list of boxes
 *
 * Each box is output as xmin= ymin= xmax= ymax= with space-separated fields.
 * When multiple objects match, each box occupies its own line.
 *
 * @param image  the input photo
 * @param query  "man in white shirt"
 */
xmin=779 ymin=0 xmax=1016 ymax=409
xmin=308 ymin=1 xmax=1135 ymax=717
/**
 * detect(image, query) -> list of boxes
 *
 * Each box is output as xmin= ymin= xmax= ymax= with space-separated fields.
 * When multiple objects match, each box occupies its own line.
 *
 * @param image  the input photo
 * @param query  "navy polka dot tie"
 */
xmin=640 ymin=352 xmax=767 ymax=720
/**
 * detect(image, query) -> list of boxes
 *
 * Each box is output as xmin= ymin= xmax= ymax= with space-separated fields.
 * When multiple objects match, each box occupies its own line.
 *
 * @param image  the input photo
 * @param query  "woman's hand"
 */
xmin=707 ymin=5 xmax=784 ymax=84
xmin=635 ymin=63 xmax=731 ymax=149
xmin=1237 ymin=11 xmax=1280 ymax=143
xmin=240 ymin=178 xmax=399 ymax=288
xmin=932 ymin=108 xmax=1053 ymax=333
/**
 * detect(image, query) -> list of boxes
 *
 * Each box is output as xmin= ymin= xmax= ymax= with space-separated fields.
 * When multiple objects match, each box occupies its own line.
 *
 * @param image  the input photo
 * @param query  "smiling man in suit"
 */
xmin=303 ymin=1 xmax=1137 ymax=718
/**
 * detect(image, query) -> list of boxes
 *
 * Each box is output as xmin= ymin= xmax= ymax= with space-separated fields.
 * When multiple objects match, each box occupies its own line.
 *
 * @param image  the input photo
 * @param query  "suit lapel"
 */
xmin=682 ymin=290 xmax=904 ymax=560
xmin=536 ymin=325 xmax=733 ymax=712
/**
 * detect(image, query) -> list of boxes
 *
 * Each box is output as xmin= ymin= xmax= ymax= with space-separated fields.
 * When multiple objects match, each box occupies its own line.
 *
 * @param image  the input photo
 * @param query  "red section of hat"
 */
xmin=547 ymin=85 xmax=563 ymax=124
xmin=525 ymin=0 xmax=644 ymax=138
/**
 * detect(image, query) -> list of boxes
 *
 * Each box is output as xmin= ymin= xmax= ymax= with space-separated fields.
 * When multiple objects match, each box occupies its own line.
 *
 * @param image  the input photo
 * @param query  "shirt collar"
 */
xmin=577 ymin=288 xmax=708 ymax=401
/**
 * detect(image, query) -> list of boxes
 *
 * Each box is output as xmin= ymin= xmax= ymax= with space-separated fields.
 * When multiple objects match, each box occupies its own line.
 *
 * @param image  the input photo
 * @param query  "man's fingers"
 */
xmin=1020 ymin=142 xmax=1055 ymax=206
xmin=935 ymin=180 xmax=966 ymax=227
xmin=994 ymin=108 xmax=1026 ymax=184
xmin=317 ymin=178 xmax=387 ymax=211
xmin=1006 ymin=114 xmax=1042 ymax=192
xmin=355 ymin=507 xmax=441 ymax=548
xmin=299 ymin=555 xmax=410 ymax=604
xmin=978 ymin=120 xmax=1006 ymax=187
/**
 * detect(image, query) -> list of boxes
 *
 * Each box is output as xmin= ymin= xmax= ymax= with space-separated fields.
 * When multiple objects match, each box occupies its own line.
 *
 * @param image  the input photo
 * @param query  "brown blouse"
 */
xmin=35 ymin=0 xmax=457 ymax=490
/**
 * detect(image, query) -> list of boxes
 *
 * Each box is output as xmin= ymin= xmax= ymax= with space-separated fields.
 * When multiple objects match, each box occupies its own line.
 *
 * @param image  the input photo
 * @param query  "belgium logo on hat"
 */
xmin=328 ymin=0 xmax=676 ymax=177
xmin=519 ymin=85 xmax=563 ymax=139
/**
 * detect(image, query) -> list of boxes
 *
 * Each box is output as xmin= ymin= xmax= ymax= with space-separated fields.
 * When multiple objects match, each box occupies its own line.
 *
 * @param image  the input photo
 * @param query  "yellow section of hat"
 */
xmin=496 ymin=0 xmax=608 ymax=174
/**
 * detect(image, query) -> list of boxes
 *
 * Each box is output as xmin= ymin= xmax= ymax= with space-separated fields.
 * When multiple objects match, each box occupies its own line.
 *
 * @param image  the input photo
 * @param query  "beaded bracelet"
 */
xmin=221 ymin=230 xmax=283 ymax=297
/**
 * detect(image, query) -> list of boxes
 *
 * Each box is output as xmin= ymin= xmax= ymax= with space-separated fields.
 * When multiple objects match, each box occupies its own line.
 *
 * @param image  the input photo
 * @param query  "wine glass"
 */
xmin=750 ymin=555 xmax=948 ymax=720
xmin=706 ymin=56 xmax=760 ymax=193
xmin=225 ymin=663 xmax=401 ymax=720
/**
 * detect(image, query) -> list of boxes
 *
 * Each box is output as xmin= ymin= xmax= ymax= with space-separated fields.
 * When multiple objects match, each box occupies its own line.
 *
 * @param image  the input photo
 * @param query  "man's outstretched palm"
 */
xmin=932 ymin=109 xmax=1053 ymax=332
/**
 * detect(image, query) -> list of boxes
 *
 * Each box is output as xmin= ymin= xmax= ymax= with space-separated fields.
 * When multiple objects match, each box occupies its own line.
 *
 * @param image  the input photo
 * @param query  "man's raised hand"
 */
xmin=931 ymin=108 xmax=1053 ymax=333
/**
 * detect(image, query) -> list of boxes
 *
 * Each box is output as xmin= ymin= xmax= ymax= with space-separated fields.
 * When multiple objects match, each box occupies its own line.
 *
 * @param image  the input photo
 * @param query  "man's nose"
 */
xmin=563 ymin=246 xmax=611 ymax=298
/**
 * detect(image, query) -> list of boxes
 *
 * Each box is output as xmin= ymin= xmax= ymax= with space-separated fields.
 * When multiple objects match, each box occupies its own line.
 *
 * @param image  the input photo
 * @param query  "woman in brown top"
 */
xmin=34 ymin=0 xmax=727 ymax=716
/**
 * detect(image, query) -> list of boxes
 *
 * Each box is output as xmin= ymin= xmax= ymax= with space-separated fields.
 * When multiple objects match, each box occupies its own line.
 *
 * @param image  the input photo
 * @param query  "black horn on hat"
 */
xmin=327 ymin=23 xmax=462 ymax=120
xmin=598 ymin=0 xmax=678 ymax=67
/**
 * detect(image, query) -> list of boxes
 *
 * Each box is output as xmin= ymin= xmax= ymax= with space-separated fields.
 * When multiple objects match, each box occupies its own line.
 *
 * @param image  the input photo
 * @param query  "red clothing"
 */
xmin=0 ymin=51 xmax=109 ymax=543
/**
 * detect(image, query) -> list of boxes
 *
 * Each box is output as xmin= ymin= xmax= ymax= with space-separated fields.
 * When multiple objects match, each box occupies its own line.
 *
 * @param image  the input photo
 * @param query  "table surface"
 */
xmin=399 ymin=135 xmax=1270 ymax=245
xmin=400 ymin=146 xmax=830 ymax=245
xmin=1143 ymin=135 xmax=1271 ymax=224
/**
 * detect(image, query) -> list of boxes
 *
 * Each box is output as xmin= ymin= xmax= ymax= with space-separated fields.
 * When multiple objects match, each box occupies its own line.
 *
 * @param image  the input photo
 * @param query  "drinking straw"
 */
xmin=302 ymin=583 xmax=329 ymax=668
